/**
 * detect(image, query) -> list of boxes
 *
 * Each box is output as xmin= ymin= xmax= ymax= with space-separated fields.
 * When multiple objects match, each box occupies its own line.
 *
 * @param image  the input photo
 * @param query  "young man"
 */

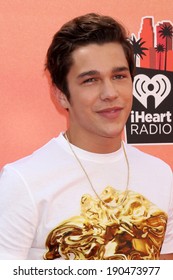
xmin=0 ymin=13 xmax=173 ymax=260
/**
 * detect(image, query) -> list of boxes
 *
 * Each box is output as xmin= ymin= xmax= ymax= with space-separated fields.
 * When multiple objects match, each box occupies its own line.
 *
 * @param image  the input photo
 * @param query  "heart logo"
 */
xmin=133 ymin=74 xmax=171 ymax=108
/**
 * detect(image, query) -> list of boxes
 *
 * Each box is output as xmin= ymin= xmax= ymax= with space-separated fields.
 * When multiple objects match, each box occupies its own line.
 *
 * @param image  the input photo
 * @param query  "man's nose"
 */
xmin=100 ymin=80 xmax=119 ymax=101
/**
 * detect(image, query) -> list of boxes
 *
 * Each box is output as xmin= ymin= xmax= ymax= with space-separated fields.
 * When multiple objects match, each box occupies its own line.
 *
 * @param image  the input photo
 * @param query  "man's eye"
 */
xmin=113 ymin=75 xmax=125 ymax=80
xmin=83 ymin=78 xmax=97 ymax=84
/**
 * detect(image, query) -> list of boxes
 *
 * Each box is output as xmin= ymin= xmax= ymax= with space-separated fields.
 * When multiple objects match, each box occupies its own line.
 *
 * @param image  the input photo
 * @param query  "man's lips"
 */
xmin=96 ymin=107 xmax=123 ymax=119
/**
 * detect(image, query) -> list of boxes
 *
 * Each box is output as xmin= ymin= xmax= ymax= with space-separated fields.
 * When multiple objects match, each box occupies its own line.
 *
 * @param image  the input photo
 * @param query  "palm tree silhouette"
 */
xmin=130 ymin=36 xmax=148 ymax=65
xmin=155 ymin=44 xmax=165 ymax=70
xmin=158 ymin=23 xmax=173 ymax=70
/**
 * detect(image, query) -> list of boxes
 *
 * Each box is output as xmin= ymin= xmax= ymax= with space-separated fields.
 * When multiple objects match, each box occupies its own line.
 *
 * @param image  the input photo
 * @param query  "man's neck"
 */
xmin=65 ymin=130 xmax=122 ymax=154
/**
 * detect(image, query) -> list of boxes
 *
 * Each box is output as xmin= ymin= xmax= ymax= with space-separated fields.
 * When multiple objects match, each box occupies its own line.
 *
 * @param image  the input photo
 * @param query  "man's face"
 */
xmin=60 ymin=42 xmax=133 ymax=149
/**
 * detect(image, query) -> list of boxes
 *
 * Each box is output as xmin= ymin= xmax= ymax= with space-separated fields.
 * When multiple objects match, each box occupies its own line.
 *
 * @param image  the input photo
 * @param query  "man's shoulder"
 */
xmin=3 ymin=134 xmax=64 ymax=175
xmin=125 ymin=143 xmax=172 ymax=175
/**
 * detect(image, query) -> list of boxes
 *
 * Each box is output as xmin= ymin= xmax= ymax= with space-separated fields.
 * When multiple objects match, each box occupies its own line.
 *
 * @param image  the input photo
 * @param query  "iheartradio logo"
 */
xmin=133 ymin=74 xmax=171 ymax=109
xmin=126 ymin=69 xmax=173 ymax=145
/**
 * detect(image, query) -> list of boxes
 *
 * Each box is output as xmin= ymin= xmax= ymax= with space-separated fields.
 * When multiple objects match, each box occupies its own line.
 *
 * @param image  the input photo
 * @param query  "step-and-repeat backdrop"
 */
xmin=0 ymin=0 xmax=173 ymax=170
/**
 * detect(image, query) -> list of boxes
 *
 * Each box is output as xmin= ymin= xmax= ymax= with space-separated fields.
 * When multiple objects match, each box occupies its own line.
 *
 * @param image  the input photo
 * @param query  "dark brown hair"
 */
xmin=46 ymin=13 xmax=135 ymax=99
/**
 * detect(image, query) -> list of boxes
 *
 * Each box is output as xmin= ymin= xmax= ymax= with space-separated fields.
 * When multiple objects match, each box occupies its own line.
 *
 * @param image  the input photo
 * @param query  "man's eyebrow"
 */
xmin=112 ymin=66 xmax=130 ymax=73
xmin=77 ymin=66 xmax=129 ymax=79
xmin=77 ymin=70 xmax=100 ymax=79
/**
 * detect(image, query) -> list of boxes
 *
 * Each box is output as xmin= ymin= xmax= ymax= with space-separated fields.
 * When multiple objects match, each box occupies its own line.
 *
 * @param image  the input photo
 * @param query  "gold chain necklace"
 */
xmin=64 ymin=132 xmax=130 ymax=208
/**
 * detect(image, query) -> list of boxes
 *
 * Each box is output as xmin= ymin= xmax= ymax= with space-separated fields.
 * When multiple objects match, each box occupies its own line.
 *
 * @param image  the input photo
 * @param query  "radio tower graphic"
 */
xmin=131 ymin=17 xmax=173 ymax=72
xmin=126 ymin=16 xmax=173 ymax=145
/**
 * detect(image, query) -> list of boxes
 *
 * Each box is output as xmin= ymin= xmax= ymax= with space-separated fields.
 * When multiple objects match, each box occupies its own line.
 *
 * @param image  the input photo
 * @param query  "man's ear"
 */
xmin=55 ymin=89 xmax=69 ymax=109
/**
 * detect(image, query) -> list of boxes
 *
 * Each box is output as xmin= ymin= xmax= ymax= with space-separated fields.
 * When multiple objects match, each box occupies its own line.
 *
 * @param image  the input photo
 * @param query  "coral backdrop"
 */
xmin=0 ymin=0 xmax=173 ymax=169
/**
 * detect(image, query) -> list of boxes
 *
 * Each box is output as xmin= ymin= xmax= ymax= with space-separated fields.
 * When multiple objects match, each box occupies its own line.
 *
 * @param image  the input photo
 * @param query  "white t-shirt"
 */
xmin=0 ymin=133 xmax=172 ymax=260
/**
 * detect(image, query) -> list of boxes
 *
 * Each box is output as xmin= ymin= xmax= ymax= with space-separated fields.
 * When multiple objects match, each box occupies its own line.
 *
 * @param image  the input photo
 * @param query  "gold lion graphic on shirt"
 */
xmin=44 ymin=187 xmax=167 ymax=260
